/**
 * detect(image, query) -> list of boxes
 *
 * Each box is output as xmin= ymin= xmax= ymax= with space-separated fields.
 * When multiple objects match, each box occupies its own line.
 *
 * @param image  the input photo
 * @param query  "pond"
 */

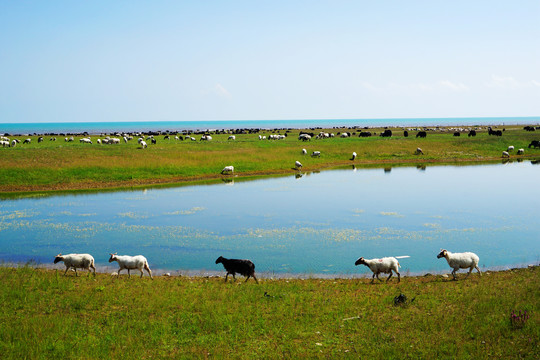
xmin=0 ymin=161 xmax=539 ymax=277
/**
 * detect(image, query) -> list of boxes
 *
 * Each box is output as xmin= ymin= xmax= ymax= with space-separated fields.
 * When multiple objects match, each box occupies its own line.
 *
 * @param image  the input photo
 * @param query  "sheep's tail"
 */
xmin=395 ymin=255 xmax=410 ymax=268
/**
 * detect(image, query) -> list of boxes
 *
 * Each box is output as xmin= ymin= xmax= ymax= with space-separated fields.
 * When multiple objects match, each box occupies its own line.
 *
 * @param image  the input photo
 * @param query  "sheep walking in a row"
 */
xmin=109 ymin=253 xmax=153 ymax=279
xmin=215 ymin=256 xmax=258 ymax=283
xmin=437 ymin=249 xmax=481 ymax=280
xmin=53 ymin=253 xmax=153 ymax=279
xmin=355 ymin=256 xmax=401 ymax=283
xmin=54 ymin=253 xmax=96 ymax=276
xmin=53 ymin=249 xmax=481 ymax=283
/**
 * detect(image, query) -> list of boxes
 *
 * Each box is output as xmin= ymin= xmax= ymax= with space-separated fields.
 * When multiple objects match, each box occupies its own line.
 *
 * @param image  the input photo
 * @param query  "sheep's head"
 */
xmin=215 ymin=256 xmax=224 ymax=264
xmin=108 ymin=253 xmax=118 ymax=263
xmin=355 ymin=257 xmax=367 ymax=266
xmin=437 ymin=250 xmax=447 ymax=259
xmin=53 ymin=254 xmax=63 ymax=264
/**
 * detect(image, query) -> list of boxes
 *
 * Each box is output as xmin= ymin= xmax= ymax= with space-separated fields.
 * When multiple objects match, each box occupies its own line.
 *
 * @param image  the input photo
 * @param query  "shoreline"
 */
xmin=1 ymin=156 xmax=539 ymax=196
xmin=3 ymin=261 xmax=538 ymax=280
xmin=2 ymin=118 xmax=539 ymax=136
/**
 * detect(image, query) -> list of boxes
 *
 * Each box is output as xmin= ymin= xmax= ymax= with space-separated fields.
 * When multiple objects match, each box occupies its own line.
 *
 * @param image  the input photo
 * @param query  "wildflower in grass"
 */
xmin=510 ymin=310 xmax=530 ymax=329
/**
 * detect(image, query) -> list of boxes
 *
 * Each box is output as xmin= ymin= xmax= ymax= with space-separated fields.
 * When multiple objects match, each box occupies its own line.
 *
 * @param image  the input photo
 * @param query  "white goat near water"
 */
xmin=437 ymin=249 xmax=481 ymax=280
xmin=355 ymin=256 xmax=401 ymax=283
xmin=109 ymin=253 xmax=153 ymax=279
xmin=54 ymin=253 xmax=96 ymax=276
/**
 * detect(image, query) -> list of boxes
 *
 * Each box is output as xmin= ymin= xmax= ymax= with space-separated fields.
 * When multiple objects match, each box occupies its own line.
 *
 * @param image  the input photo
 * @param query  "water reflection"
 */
xmin=0 ymin=162 xmax=539 ymax=276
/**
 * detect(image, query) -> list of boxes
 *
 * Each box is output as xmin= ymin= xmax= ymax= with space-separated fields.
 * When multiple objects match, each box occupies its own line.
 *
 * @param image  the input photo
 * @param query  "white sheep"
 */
xmin=502 ymin=151 xmax=510 ymax=158
xmin=436 ymin=249 xmax=481 ymax=280
xmin=228 ymin=135 xmax=236 ymax=140
xmin=351 ymin=152 xmax=357 ymax=160
xmin=295 ymin=160 xmax=302 ymax=169
xmin=311 ymin=151 xmax=321 ymax=157
xmin=140 ymin=140 xmax=148 ymax=148
xmin=302 ymin=148 xmax=307 ymax=155
xmin=11 ymin=140 xmax=17 ymax=148
xmin=355 ymin=256 xmax=401 ymax=283
xmin=507 ymin=145 xmax=514 ymax=152
xmin=108 ymin=253 xmax=153 ymax=279
xmin=517 ymin=148 xmax=524 ymax=155
xmin=221 ymin=165 xmax=234 ymax=174
xmin=54 ymin=253 xmax=96 ymax=276
xmin=0 ymin=140 xmax=9 ymax=147
xmin=415 ymin=147 xmax=424 ymax=155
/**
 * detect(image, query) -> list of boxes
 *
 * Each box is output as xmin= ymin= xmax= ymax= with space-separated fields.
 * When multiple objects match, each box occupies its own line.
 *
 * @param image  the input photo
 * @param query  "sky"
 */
xmin=0 ymin=1 xmax=539 ymax=123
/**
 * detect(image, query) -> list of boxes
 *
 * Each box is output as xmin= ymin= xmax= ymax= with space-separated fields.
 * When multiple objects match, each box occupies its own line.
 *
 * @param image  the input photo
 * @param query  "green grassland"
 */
xmin=1 ymin=125 xmax=539 ymax=193
xmin=0 ymin=266 xmax=538 ymax=359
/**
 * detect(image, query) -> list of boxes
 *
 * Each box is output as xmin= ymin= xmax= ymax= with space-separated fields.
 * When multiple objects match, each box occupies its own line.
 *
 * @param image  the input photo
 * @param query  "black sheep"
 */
xmin=215 ymin=256 xmax=258 ymax=283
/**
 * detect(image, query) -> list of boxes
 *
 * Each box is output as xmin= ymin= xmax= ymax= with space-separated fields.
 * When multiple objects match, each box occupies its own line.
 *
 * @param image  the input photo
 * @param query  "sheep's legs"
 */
xmin=90 ymin=265 xmax=96 ymax=275
xmin=145 ymin=265 xmax=153 ymax=280
xmin=117 ymin=269 xmax=122 ymax=276
xmin=224 ymin=273 xmax=229 ymax=282
xmin=386 ymin=272 xmax=401 ymax=283
xmin=127 ymin=269 xmax=131 ymax=278
xmin=476 ymin=266 xmax=482 ymax=276
xmin=244 ymin=274 xmax=258 ymax=284
xmin=140 ymin=269 xmax=144 ymax=278
xmin=64 ymin=267 xmax=70 ymax=276
xmin=74 ymin=268 xmax=78 ymax=277
xmin=452 ymin=269 xmax=457 ymax=280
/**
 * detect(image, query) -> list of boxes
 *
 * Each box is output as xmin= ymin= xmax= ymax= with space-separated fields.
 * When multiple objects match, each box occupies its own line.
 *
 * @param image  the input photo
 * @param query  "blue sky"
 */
xmin=1 ymin=1 xmax=539 ymax=123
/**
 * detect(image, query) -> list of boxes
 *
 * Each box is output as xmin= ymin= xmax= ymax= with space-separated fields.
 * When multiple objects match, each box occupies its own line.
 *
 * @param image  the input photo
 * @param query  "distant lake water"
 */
xmin=1 ymin=117 xmax=539 ymax=135
xmin=1 ymin=162 xmax=539 ymax=277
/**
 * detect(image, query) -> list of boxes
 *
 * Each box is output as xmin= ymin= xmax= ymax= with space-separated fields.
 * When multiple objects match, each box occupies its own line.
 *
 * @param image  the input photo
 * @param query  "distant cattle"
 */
xmin=468 ymin=130 xmax=477 ymax=137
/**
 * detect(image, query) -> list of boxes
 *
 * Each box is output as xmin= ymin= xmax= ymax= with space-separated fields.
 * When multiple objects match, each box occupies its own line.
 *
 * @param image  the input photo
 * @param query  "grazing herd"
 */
xmin=53 ymin=249 xmax=482 ymax=283
xmin=2 ymin=128 xmax=539 ymax=173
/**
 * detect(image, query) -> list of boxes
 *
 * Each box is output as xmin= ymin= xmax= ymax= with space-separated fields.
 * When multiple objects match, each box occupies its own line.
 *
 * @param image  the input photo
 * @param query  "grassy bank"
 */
xmin=0 ymin=266 xmax=538 ymax=359
xmin=0 ymin=125 xmax=539 ymax=193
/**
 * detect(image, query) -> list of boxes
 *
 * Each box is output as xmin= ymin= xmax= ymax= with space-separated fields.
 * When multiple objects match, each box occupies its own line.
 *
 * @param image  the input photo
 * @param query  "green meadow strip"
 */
xmin=0 ymin=125 xmax=539 ymax=193
xmin=0 ymin=266 xmax=537 ymax=358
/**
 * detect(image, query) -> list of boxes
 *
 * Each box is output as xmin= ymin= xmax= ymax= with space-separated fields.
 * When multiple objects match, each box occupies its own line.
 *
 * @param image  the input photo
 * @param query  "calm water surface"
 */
xmin=1 ymin=162 xmax=538 ymax=277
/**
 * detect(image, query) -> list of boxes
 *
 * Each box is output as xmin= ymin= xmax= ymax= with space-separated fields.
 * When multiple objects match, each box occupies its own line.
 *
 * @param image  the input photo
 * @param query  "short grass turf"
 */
xmin=0 ymin=266 xmax=538 ymax=359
